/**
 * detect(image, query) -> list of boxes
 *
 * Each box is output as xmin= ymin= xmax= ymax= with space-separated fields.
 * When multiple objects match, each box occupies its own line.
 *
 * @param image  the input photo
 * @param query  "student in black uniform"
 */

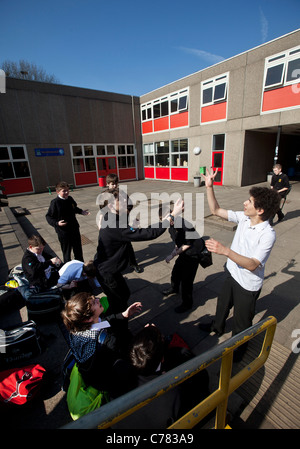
xmin=21 ymin=235 xmax=61 ymax=298
xmin=46 ymin=181 xmax=90 ymax=263
xmin=270 ymin=164 xmax=290 ymax=222
xmin=94 ymin=188 xmax=184 ymax=314
xmin=163 ymin=215 xmax=205 ymax=313
xmin=105 ymin=174 xmax=143 ymax=273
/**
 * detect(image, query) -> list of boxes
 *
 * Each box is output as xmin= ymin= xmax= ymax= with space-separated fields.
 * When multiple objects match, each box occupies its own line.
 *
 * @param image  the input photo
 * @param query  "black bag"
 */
xmin=25 ymin=292 xmax=63 ymax=319
xmin=61 ymin=349 xmax=76 ymax=392
xmin=0 ymin=286 xmax=25 ymax=312
xmin=198 ymin=247 xmax=213 ymax=268
xmin=0 ymin=320 xmax=42 ymax=367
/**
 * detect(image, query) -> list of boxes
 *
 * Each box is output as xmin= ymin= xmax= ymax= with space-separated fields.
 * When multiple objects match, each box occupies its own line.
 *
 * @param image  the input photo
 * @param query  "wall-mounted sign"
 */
xmin=35 ymin=148 xmax=64 ymax=157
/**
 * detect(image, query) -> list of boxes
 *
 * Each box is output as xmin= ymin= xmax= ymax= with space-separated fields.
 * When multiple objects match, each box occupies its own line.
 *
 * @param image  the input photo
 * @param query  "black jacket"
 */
xmin=45 ymin=195 xmax=82 ymax=234
xmin=95 ymin=212 xmax=169 ymax=275
xmin=271 ymin=173 xmax=290 ymax=197
xmin=169 ymin=217 xmax=204 ymax=259
xmin=22 ymin=249 xmax=59 ymax=289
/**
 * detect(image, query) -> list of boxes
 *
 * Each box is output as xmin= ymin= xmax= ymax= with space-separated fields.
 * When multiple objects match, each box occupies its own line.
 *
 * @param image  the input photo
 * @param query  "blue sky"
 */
xmin=1 ymin=0 xmax=300 ymax=96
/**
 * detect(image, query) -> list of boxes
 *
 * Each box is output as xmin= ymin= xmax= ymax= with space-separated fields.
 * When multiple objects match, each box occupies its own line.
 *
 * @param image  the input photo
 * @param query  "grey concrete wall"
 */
xmin=0 ymin=78 xmax=142 ymax=192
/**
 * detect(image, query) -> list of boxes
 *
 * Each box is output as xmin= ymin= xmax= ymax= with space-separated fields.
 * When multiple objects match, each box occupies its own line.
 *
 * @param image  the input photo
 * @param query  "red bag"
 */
xmin=0 ymin=364 xmax=46 ymax=405
xmin=168 ymin=332 xmax=190 ymax=349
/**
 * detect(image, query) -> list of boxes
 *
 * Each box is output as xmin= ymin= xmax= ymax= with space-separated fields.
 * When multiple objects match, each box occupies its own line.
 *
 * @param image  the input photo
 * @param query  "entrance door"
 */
xmin=97 ymin=157 xmax=118 ymax=178
xmin=212 ymin=151 xmax=224 ymax=185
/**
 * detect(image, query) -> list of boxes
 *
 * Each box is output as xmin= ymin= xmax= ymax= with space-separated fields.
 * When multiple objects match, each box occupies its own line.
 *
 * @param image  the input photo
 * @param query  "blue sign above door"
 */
xmin=35 ymin=148 xmax=64 ymax=157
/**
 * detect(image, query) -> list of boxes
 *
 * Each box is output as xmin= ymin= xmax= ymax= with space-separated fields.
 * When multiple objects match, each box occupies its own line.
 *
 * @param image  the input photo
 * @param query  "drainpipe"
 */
xmin=131 ymin=95 xmax=138 ymax=180
xmin=274 ymin=126 xmax=282 ymax=165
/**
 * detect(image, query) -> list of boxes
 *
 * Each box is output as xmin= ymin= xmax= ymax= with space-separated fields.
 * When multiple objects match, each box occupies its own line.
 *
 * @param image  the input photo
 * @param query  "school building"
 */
xmin=1 ymin=28 xmax=300 ymax=195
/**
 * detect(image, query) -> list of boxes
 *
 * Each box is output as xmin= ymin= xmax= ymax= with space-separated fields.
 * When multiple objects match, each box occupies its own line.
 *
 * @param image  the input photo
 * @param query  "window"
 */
xmin=96 ymin=145 xmax=116 ymax=156
xmin=143 ymin=138 xmax=189 ymax=172
xmin=212 ymin=134 xmax=225 ymax=151
xmin=141 ymin=88 xmax=189 ymax=121
xmin=153 ymin=98 xmax=169 ymax=118
xmin=0 ymin=145 xmax=30 ymax=179
xmin=141 ymin=103 xmax=152 ymax=121
xmin=143 ymin=143 xmax=154 ymax=167
xmin=202 ymin=74 xmax=228 ymax=105
xmin=117 ymin=145 xmax=136 ymax=169
xmin=169 ymin=90 xmax=188 ymax=114
xmin=155 ymin=141 xmax=169 ymax=167
xmin=171 ymin=139 xmax=188 ymax=167
xmin=264 ymin=46 xmax=300 ymax=89
xmin=71 ymin=144 xmax=135 ymax=173
xmin=71 ymin=144 xmax=96 ymax=173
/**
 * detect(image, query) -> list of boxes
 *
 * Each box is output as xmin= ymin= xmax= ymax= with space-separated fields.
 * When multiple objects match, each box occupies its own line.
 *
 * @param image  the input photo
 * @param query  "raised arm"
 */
xmin=201 ymin=167 xmax=228 ymax=220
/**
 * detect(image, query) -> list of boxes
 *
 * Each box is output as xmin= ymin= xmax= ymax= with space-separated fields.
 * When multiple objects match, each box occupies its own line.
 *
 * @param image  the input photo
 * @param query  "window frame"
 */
xmin=201 ymin=73 xmax=229 ymax=106
xmin=263 ymin=46 xmax=300 ymax=90
xmin=141 ymin=88 xmax=189 ymax=122
xmin=170 ymin=138 xmax=188 ymax=168
xmin=0 ymin=145 xmax=31 ymax=179
xmin=71 ymin=144 xmax=96 ymax=173
xmin=143 ymin=138 xmax=189 ymax=169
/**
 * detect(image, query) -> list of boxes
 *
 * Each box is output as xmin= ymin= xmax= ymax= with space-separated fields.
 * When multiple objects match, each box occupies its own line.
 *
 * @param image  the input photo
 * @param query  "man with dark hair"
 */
xmin=199 ymin=168 xmax=280 ymax=345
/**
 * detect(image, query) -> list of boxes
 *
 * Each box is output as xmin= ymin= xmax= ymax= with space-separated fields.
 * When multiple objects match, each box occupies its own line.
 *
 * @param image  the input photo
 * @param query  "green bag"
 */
xmin=67 ymin=363 xmax=109 ymax=420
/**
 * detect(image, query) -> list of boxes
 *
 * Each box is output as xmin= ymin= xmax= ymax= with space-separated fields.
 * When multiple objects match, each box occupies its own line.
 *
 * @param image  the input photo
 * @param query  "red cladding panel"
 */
xmin=1 ymin=178 xmax=33 ymax=195
xmin=144 ymin=167 xmax=155 ymax=178
xmin=156 ymin=167 xmax=170 ymax=180
xmin=118 ymin=168 xmax=136 ymax=181
xmin=170 ymin=111 xmax=189 ymax=129
xmin=201 ymin=102 xmax=227 ymax=123
xmin=75 ymin=171 xmax=97 ymax=186
xmin=262 ymin=84 xmax=300 ymax=112
xmin=142 ymin=121 xmax=153 ymax=134
xmin=154 ymin=116 xmax=169 ymax=132
xmin=171 ymin=168 xmax=188 ymax=181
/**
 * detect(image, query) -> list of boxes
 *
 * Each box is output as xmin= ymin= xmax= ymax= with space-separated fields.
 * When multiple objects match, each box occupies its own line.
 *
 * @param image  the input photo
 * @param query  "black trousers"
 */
xmin=96 ymin=270 xmax=130 ymax=314
xmin=57 ymin=228 xmax=83 ymax=263
xmin=213 ymin=272 xmax=261 ymax=336
xmin=171 ymin=254 xmax=199 ymax=307
xmin=127 ymin=242 xmax=137 ymax=266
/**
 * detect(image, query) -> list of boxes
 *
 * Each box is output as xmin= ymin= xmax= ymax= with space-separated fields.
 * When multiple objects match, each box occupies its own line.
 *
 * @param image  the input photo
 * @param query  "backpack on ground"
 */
xmin=0 ymin=320 xmax=42 ymax=368
xmin=25 ymin=292 xmax=63 ymax=320
xmin=0 ymin=285 xmax=25 ymax=313
xmin=8 ymin=264 xmax=63 ymax=320
xmin=0 ymin=364 xmax=46 ymax=405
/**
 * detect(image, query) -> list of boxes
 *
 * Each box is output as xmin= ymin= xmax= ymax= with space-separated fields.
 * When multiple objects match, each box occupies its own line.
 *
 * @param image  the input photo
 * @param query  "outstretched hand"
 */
xmin=172 ymin=197 xmax=184 ymax=216
xmin=201 ymin=167 xmax=218 ymax=187
xmin=205 ymin=238 xmax=227 ymax=255
xmin=122 ymin=301 xmax=142 ymax=318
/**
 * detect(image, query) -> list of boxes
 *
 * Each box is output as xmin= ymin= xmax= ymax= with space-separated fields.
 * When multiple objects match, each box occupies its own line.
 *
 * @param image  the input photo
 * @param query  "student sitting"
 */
xmin=20 ymin=235 xmax=62 ymax=299
xmin=61 ymin=292 xmax=142 ymax=398
xmin=57 ymin=259 xmax=100 ymax=298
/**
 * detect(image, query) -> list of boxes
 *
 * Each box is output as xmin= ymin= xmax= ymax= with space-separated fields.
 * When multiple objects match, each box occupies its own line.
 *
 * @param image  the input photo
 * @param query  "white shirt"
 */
xmin=226 ymin=211 xmax=276 ymax=291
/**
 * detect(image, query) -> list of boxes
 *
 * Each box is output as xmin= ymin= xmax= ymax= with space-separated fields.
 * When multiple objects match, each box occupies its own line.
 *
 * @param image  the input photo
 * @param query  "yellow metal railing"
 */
xmin=62 ymin=316 xmax=277 ymax=430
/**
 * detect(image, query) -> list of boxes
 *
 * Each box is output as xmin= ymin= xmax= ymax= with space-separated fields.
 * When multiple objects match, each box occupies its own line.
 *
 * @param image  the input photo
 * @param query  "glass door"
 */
xmin=97 ymin=157 xmax=117 ymax=178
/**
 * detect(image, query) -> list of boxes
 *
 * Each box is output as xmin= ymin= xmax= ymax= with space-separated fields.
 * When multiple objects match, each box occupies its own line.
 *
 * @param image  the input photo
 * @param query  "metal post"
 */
xmin=274 ymin=126 xmax=282 ymax=165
